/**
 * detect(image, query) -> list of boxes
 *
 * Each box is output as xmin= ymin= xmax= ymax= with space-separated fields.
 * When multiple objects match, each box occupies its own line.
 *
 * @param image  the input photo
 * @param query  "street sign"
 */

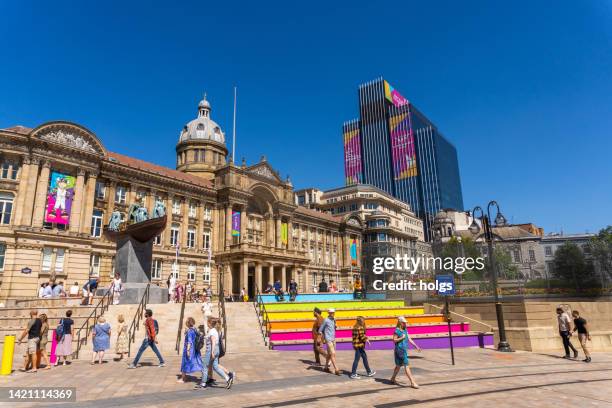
xmin=436 ymin=274 xmax=455 ymax=296
xmin=21 ymin=267 xmax=32 ymax=274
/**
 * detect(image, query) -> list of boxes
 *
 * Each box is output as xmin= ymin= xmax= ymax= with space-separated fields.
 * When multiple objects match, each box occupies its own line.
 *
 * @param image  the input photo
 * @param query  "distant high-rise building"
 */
xmin=343 ymin=77 xmax=464 ymax=241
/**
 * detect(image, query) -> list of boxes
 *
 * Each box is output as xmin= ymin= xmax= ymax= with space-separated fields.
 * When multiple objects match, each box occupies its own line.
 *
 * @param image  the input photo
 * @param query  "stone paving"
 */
xmin=1 ymin=347 xmax=611 ymax=407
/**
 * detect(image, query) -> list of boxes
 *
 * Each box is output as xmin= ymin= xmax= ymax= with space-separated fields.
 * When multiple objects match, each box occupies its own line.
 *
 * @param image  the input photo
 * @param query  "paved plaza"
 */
xmin=1 ymin=347 xmax=611 ymax=407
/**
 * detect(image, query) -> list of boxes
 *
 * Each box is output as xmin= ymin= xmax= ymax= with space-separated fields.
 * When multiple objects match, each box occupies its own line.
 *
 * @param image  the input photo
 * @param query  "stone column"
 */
xmin=68 ymin=168 xmax=86 ymax=232
xmin=255 ymin=262 xmax=263 ymax=292
xmin=287 ymin=220 xmax=293 ymax=250
xmin=147 ymin=189 xmax=157 ymax=215
xmin=104 ymin=181 xmax=116 ymax=224
xmin=181 ymin=197 xmax=189 ymax=248
xmin=165 ymin=194 xmax=174 ymax=246
xmin=20 ymin=157 xmax=40 ymax=226
xmin=303 ymin=268 xmax=309 ymax=293
xmin=240 ymin=260 xmax=249 ymax=293
xmin=240 ymin=207 xmax=247 ymax=243
xmin=275 ymin=217 xmax=281 ymax=248
xmin=225 ymin=205 xmax=232 ymax=249
xmin=212 ymin=205 xmax=220 ymax=252
xmin=281 ymin=264 xmax=287 ymax=291
xmin=267 ymin=264 xmax=274 ymax=286
xmin=225 ymin=264 xmax=233 ymax=296
xmin=12 ymin=156 xmax=32 ymax=225
xmin=32 ymin=160 xmax=52 ymax=227
xmin=80 ymin=171 xmax=98 ymax=234
xmin=267 ymin=215 xmax=274 ymax=247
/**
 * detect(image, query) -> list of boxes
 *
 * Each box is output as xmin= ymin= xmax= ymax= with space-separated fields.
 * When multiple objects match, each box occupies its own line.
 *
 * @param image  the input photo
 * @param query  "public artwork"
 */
xmin=281 ymin=222 xmax=288 ymax=246
xmin=231 ymin=211 xmax=241 ymax=237
xmin=389 ymin=112 xmax=418 ymax=180
xmin=343 ymin=124 xmax=363 ymax=185
xmin=45 ymin=171 xmax=76 ymax=225
xmin=350 ymin=239 xmax=358 ymax=266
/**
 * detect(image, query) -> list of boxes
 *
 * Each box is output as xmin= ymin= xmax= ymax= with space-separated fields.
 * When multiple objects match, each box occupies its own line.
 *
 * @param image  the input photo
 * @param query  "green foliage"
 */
xmin=590 ymin=226 xmax=612 ymax=281
xmin=553 ymin=242 xmax=595 ymax=290
xmin=492 ymin=247 xmax=520 ymax=280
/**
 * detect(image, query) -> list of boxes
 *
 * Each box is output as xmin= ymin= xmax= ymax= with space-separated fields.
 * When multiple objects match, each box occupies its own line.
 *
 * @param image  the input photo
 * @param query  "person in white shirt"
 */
xmin=42 ymin=284 xmax=53 ymax=298
xmin=557 ymin=307 xmax=578 ymax=359
xmin=69 ymin=282 xmax=80 ymax=297
xmin=38 ymin=283 xmax=47 ymax=298
xmin=169 ymin=276 xmax=177 ymax=303
xmin=111 ymin=273 xmax=123 ymax=305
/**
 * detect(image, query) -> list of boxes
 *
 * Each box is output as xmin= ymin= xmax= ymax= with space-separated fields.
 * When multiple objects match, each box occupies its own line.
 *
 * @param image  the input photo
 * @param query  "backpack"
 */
xmin=153 ymin=319 xmax=159 ymax=335
xmin=195 ymin=329 xmax=205 ymax=351
xmin=55 ymin=319 xmax=64 ymax=340
xmin=218 ymin=331 xmax=226 ymax=358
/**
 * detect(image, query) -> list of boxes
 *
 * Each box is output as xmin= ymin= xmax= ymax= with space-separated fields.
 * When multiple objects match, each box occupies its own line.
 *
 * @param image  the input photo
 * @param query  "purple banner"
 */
xmin=231 ymin=211 xmax=241 ymax=237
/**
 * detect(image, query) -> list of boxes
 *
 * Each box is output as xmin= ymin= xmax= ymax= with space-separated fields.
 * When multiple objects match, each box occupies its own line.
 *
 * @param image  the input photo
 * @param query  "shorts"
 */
xmin=326 ymin=340 xmax=336 ymax=355
xmin=26 ymin=338 xmax=39 ymax=355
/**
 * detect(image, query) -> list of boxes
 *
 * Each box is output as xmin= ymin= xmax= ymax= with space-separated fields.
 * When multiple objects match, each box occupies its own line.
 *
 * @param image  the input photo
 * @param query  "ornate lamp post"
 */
xmin=469 ymin=201 xmax=513 ymax=352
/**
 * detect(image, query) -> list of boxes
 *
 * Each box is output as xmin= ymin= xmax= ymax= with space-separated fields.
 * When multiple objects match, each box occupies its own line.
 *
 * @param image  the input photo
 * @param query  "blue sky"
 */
xmin=1 ymin=1 xmax=611 ymax=234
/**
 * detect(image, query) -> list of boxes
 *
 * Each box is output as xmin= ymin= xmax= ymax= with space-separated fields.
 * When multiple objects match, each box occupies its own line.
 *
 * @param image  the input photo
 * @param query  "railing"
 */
xmin=127 ymin=284 xmax=150 ymax=357
xmin=218 ymin=275 xmax=228 ymax=353
xmin=74 ymin=287 xmax=114 ymax=359
xmin=175 ymin=287 xmax=187 ymax=354
xmin=253 ymin=286 xmax=270 ymax=348
xmin=425 ymin=303 xmax=494 ymax=333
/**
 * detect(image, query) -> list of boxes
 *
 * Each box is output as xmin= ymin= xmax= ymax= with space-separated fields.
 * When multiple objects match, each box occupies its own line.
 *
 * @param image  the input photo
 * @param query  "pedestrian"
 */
xmin=169 ymin=275 xmax=177 ymax=303
xmin=319 ymin=308 xmax=340 ymax=375
xmin=18 ymin=310 xmax=41 ymax=373
xmin=178 ymin=317 xmax=203 ymax=383
xmin=177 ymin=282 xmax=185 ymax=303
xmin=350 ymin=316 xmax=375 ymax=379
xmin=353 ymin=278 xmax=363 ymax=299
xmin=390 ymin=316 xmax=421 ymax=388
xmin=318 ymin=279 xmax=328 ymax=293
xmin=201 ymin=298 xmax=213 ymax=328
xmin=91 ymin=316 xmax=111 ymax=365
xmin=52 ymin=281 xmax=66 ymax=298
xmin=556 ymin=307 xmax=578 ymax=359
xmin=115 ymin=314 xmax=129 ymax=360
xmin=69 ymin=282 xmax=80 ymax=297
xmin=110 ymin=273 xmax=123 ymax=305
xmin=38 ymin=283 xmax=47 ymax=298
xmin=55 ymin=310 xmax=74 ymax=366
xmin=194 ymin=318 xmax=234 ymax=390
xmin=128 ymin=309 xmax=165 ymax=368
xmin=38 ymin=313 xmax=52 ymax=370
xmin=572 ymin=310 xmax=592 ymax=362
xmin=288 ymin=279 xmax=298 ymax=301
xmin=311 ymin=307 xmax=328 ymax=366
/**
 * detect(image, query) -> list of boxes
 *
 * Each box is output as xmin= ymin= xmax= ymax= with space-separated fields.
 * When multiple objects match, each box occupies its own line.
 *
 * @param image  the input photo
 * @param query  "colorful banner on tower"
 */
xmin=45 ymin=171 xmax=76 ymax=225
xmin=384 ymin=80 xmax=409 ymax=107
xmin=389 ymin=111 xmax=418 ymax=180
xmin=231 ymin=211 xmax=241 ymax=236
xmin=343 ymin=123 xmax=363 ymax=185
xmin=350 ymin=239 xmax=358 ymax=266
xmin=281 ymin=222 xmax=288 ymax=246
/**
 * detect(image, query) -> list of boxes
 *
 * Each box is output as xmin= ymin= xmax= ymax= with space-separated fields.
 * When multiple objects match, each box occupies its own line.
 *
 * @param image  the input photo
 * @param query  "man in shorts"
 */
xmin=18 ymin=310 xmax=42 ymax=373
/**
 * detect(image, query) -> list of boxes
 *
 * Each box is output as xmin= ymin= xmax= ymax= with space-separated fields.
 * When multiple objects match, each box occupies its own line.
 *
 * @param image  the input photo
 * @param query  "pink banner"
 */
xmin=389 ymin=111 xmax=418 ymax=180
xmin=343 ymin=125 xmax=362 ymax=185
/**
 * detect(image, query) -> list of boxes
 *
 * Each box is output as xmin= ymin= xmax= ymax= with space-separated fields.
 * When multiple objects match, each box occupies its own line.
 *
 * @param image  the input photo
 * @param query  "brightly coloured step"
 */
xmin=258 ymin=293 xmax=386 ymax=303
xmin=262 ymin=300 xmax=404 ymax=311
xmin=267 ymin=314 xmax=446 ymax=331
xmin=264 ymin=306 xmax=424 ymax=321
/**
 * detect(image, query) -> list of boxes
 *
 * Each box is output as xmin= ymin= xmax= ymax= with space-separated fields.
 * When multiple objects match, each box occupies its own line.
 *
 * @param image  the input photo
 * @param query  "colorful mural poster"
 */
xmin=384 ymin=80 xmax=409 ymax=107
xmin=45 ymin=171 xmax=76 ymax=225
xmin=281 ymin=222 xmax=288 ymax=246
xmin=343 ymin=125 xmax=363 ymax=185
xmin=350 ymin=239 xmax=358 ymax=266
xmin=231 ymin=211 xmax=241 ymax=236
xmin=389 ymin=111 xmax=418 ymax=180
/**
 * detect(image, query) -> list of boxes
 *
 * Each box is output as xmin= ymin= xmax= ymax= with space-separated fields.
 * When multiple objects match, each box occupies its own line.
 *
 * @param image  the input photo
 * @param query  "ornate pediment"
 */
xmin=31 ymin=121 xmax=105 ymax=155
xmin=247 ymin=162 xmax=283 ymax=183
xmin=347 ymin=218 xmax=361 ymax=227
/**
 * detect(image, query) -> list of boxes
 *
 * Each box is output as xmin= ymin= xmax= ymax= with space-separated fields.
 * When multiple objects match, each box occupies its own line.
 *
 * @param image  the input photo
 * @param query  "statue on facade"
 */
xmin=152 ymin=200 xmax=166 ymax=218
xmin=127 ymin=200 xmax=149 ymax=224
xmin=108 ymin=211 xmax=123 ymax=232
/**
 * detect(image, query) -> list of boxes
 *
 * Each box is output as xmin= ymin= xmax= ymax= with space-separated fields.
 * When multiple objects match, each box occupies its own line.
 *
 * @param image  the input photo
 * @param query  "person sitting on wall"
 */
xmin=288 ymin=279 xmax=298 ymax=301
xmin=318 ymin=279 xmax=328 ymax=293
xmin=273 ymin=280 xmax=284 ymax=301
xmin=329 ymin=280 xmax=338 ymax=293
xmin=354 ymin=278 xmax=363 ymax=299
xmin=263 ymin=282 xmax=274 ymax=294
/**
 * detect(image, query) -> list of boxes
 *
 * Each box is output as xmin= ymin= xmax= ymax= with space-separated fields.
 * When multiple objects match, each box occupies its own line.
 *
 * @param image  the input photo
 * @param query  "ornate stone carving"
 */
xmin=39 ymin=129 xmax=97 ymax=153
xmin=249 ymin=165 xmax=278 ymax=181
xmin=347 ymin=218 xmax=361 ymax=227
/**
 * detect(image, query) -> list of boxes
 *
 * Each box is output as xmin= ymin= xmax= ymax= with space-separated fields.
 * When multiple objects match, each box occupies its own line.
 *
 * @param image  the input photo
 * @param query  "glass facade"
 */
xmin=344 ymin=78 xmax=464 ymax=240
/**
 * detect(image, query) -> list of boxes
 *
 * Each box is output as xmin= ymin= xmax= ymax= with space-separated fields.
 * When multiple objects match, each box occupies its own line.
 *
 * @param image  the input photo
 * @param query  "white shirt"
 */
xmin=557 ymin=312 xmax=572 ymax=331
xmin=38 ymin=287 xmax=45 ymax=298
xmin=207 ymin=327 xmax=219 ymax=353
xmin=70 ymin=285 xmax=79 ymax=296
xmin=202 ymin=301 xmax=213 ymax=316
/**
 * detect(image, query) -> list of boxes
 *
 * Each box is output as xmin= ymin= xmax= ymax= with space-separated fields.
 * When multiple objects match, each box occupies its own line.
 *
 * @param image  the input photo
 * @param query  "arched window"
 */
xmin=196 ymin=123 xmax=205 ymax=138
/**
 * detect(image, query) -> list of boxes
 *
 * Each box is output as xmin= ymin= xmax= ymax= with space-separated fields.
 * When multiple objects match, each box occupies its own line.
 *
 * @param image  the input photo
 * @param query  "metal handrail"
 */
xmin=254 ymin=286 xmax=270 ymax=347
xmin=74 ymin=287 xmax=114 ymax=359
xmin=175 ymin=287 xmax=187 ymax=354
xmin=127 ymin=283 xmax=150 ymax=357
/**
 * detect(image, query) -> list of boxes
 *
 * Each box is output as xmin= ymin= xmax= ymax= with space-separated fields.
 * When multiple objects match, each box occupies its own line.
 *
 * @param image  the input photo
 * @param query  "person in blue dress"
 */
xmin=178 ymin=317 xmax=203 ymax=383
xmin=390 ymin=316 xmax=422 ymax=388
xmin=91 ymin=316 xmax=111 ymax=365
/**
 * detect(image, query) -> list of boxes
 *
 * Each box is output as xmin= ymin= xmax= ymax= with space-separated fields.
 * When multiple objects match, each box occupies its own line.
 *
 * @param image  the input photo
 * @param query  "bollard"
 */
xmin=1 ymin=335 xmax=16 ymax=375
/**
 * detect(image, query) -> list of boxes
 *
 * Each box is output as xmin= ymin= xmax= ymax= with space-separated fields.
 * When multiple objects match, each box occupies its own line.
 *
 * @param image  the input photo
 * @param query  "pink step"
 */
xmin=270 ymin=322 xmax=470 ymax=342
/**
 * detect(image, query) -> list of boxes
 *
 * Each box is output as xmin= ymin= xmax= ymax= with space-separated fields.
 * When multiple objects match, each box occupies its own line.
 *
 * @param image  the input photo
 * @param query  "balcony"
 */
xmin=226 ymin=242 xmax=308 ymax=260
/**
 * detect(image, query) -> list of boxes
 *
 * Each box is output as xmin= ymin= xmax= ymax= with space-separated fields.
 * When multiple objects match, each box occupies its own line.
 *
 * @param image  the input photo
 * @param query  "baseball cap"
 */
xmin=398 ymin=316 xmax=407 ymax=323
xmin=328 ymin=308 xmax=336 ymax=313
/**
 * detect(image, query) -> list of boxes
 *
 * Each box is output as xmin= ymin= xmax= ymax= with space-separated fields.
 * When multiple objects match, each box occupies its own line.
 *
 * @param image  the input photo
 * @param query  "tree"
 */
xmin=440 ymin=236 xmax=484 ymax=281
xmin=553 ymin=242 xmax=595 ymax=291
xmin=493 ymin=247 xmax=520 ymax=280
xmin=590 ymin=226 xmax=612 ymax=286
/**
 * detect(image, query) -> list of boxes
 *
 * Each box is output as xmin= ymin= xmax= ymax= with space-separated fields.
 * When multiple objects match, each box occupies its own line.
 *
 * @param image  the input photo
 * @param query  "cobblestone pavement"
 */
xmin=1 ymin=348 xmax=611 ymax=407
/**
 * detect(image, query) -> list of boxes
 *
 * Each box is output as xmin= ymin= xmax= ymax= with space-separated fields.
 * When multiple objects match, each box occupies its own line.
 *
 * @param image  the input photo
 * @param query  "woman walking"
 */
xmin=115 ymin=315 xmax=129 ymax=360
xmin=178 ymin=317 xmax=203 ymax=383
xmin=350 ymin=316 xmax=375 ymax=379
xmin=390 ymin=316 xmax=421 ymax=388
xmin=55 ymin=310 xmax=74 ymax=366
xmin=38 ymin=314 xmax=52 ymax=370
xmin=91 ymin=317 xmax=111 ymax=365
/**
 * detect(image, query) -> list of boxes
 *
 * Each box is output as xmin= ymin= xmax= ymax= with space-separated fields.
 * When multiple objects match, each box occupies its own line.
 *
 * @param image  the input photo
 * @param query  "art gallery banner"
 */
xmin=281 ymin=222 xmax=288 ymax=246
xmin=231 ymin=211 xmax=241 ymax=236
xmin=45 ymin=171 xmax=76 ymax=225
xmin=350 ymin=239 xmax=358 ymax=266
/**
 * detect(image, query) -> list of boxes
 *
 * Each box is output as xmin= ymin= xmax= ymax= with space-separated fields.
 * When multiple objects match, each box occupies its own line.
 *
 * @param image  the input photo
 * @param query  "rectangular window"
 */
xmin=189 ymin=202 xmax=197 ymax=218
xmin=154 ymin=234 xmax=162 ymax=245
xmin=95 ymin=181 xmax=106 ymax=200
xmin=513 ymin=250 xmax=521 ymax=263
xmin=312 ymin=272 xmax=318 ymax=289
xmin=0 ymin=163 xmax=9 ymax=179
xmin=0 ymin=193 xmax=14 ymax=225
xmin=152 ymin=259 xmax=162 ymax=280
xmin=188 ymin=263 xmax=196 ymax=281
xmin=172 ymin=198 xmax=181 ymax=215
xmin=203 ymin=264 xmax=211 ymax=283
xmin=0 ymin=243 xmax=5 ymax=270
xmin=90 ymin=209 xmax=103 ymax=237
xmin=529 ymin=249 xmax=536 ymax=263
xmin=544 ymin=246 xmax=552 ymax=256
xmin=172 ymin=261 xmax=179 ymax=279
xmin=115 ymin=186 xmax=127 ymax=204
xmin=204 ymin=206 xmax=212 ymax=221
xmin=170 ymin=224 xmax=180 ymax=246
xmin=10 ymin=163 xmax=19 ymax=180
xmin=42 ymin=248 xmax=53 ymax=272
xmin=202 ymin=230 xmax=211 ymax=250
xmin=55 ymin=248 xmax=65 ymax=273
xmin=187 ymin=227 xmax=196 ymax=248
xmin=90 ymin=254 xmax=101 ymax=277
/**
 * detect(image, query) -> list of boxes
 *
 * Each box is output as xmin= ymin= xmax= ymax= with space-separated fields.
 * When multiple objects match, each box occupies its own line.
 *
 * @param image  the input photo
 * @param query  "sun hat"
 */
xmin=398 ymin=316 xmax=407 ymax=323
xmin=328 ymin=308 xmax=336 ymax=313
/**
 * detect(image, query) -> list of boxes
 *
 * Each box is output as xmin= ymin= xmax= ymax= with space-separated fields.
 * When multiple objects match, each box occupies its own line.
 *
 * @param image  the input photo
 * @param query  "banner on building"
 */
xmin=384 ymin=80 xmax=409 ymax=107
xmin=389 ymin=111 xmax=418 ymax=180
xmin=343 ymin=122 xmax=363 ymax=185
xmin=231 ymin=211 xmax=241 ymax=236
xmin=281 ymin=222 xmax=288 ymax=246
xmin=45 ymin=171 xmax=76 ymax=225
xmin=350 ymin=239 xmax=358 ymax=266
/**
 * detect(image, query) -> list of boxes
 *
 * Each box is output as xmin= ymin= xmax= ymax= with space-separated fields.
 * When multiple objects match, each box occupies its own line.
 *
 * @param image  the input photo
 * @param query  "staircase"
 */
xmin=224 ymin=302 xmax=268 ymax=353
xmin=256 ymin=293 xmax=494 ymax=351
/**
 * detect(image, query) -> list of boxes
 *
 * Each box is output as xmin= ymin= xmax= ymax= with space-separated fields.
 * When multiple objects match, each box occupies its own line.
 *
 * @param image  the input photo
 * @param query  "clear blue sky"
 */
xmin=1 ymin=1 xmax=611 ymax=234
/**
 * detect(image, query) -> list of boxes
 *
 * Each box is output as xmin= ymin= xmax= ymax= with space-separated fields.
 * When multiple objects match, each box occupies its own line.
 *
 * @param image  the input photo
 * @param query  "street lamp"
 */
xmin=469 ymin=201 xmax=513 ymax=352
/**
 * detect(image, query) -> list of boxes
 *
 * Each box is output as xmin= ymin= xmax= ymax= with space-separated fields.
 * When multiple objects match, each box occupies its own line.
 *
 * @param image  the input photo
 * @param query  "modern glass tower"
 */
xmin=343 ymin=77 xmax=464 ymax=241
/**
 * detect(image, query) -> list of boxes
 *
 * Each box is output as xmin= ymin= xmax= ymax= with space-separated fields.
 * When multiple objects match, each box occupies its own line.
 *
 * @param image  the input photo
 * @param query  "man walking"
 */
xmin=18 ymin=310 xmax=42 ymax=373
xmin=311 ymin=308 xmax=328 ymax=366
xmin=128 ymin=309 xmax=165 ymax=368
xmin=556 ymin=307 xmax=578 ymax=359
xmin=572 ymin=310 xmax=592 ymax=362
xmin=319 ymin=308 xmax=340 ymax=375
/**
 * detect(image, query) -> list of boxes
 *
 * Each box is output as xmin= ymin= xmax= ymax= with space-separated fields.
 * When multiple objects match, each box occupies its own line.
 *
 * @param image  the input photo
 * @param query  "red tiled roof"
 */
xmin=106 ymin=151 xmax=213 ymax=189
xmin=2 ymin=125 xmax=32 ymax=135
xmin=295 ymin=206 xmax=343 ymax=223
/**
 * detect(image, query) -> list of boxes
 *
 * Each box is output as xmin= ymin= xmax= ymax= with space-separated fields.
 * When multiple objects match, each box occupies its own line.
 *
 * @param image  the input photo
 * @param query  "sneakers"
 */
xmin=194 ymin=383 xmax=207 ymax=390
xmin=159 ymin=362 xmax=166 ymax=367
xmin=366 ymin=370 xmax=376 ymax=377
xmin=583 ymin=357 xmax=592 ymax=363
xmin=573 ymin=351 xmax=579 ymax=359
xmin=127 ymin=364 xmax=137 ymax=369
xmin=206 ymin=378 xmax=217 ymax=385
xmin=562 ymin=355 xmax=571 ymax=359
xmin=226 ymin=372 xmax=235 ymax=389
xmin=350 ymin=374 xmax=360 ymax=379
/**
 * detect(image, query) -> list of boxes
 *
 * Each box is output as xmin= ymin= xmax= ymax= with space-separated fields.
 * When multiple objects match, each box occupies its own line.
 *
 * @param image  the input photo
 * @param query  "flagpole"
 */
xmin=232 ymin=86 xmax=237 ymax=163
